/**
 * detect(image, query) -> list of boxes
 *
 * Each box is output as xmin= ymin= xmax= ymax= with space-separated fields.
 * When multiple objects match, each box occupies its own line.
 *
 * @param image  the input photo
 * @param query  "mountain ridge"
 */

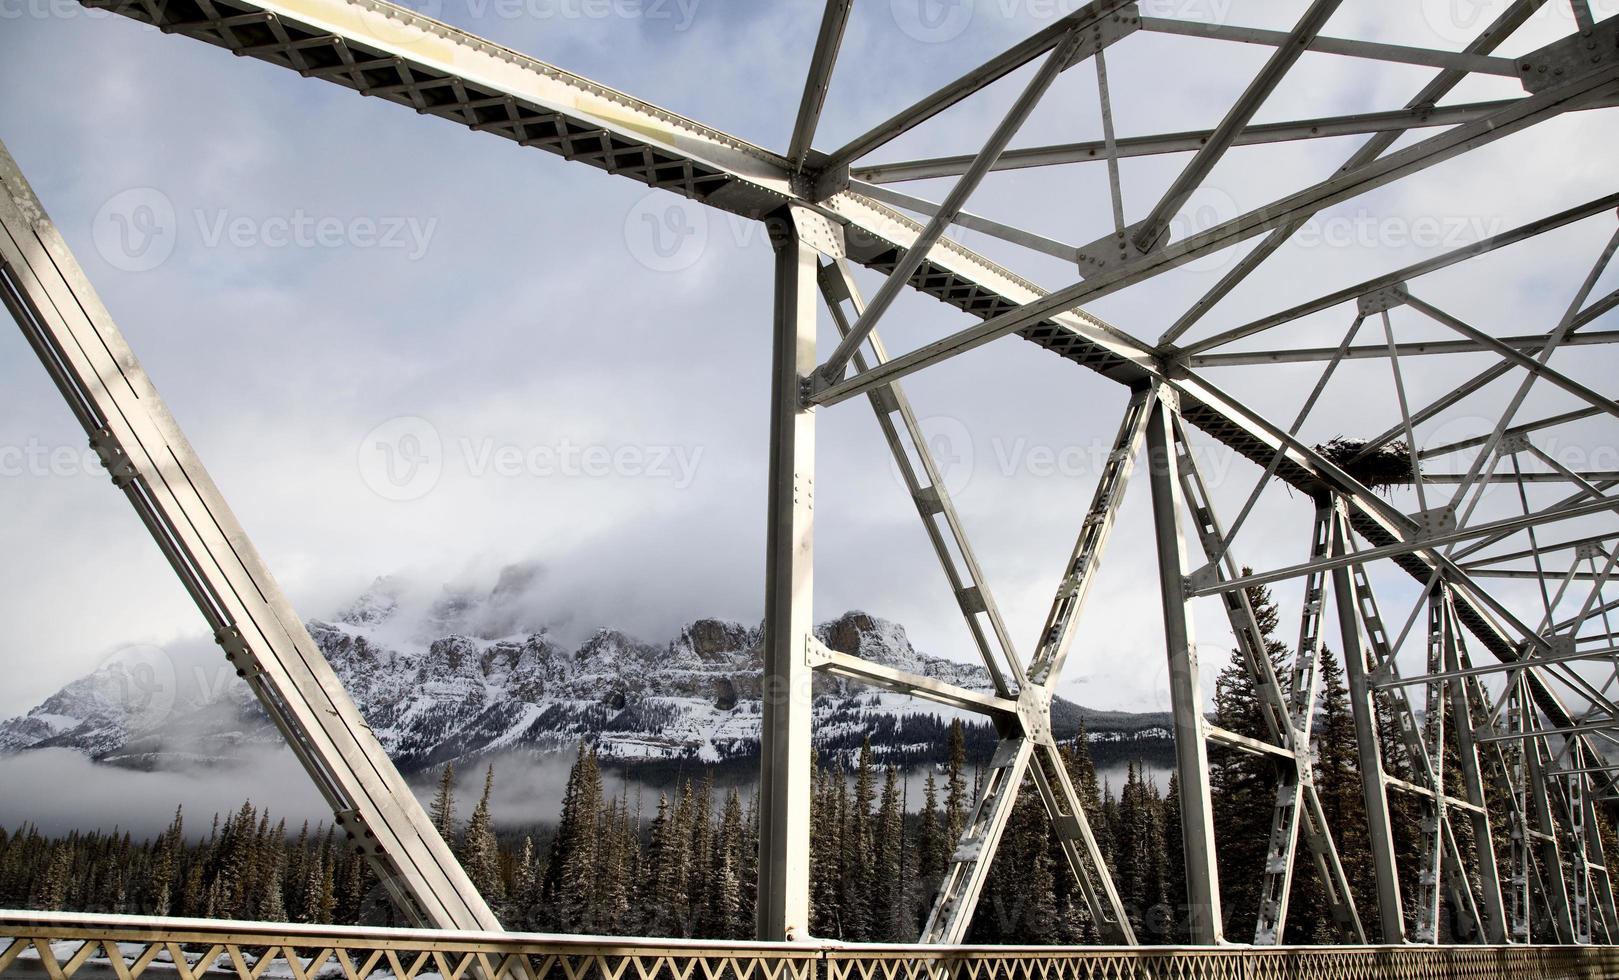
xmin=0 ymin=576 xmax=1174 ymax=775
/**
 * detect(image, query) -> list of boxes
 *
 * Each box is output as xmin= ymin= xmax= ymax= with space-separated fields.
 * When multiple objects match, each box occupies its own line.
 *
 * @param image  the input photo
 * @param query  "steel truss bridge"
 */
xmin=3 ymin=0 xmax=1619 ymax=973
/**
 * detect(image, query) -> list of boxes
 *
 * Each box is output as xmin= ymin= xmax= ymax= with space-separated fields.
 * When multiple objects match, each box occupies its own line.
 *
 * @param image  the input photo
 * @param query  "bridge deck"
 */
xmin=3 ymin=912 xmax=1619 ymax=980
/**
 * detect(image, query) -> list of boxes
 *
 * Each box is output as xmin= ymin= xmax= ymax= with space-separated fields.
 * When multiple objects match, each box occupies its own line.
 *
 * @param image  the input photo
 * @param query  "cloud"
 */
xmin=0 ymin=747 xmax=328 ymax=840
xmin=0 ymin=4 xmax=1612 ymax=740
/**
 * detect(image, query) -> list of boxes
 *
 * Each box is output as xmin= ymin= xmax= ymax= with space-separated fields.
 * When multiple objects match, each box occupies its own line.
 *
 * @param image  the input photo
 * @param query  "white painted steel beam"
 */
xmin=0 ymin=140 xmax=501 ymax=933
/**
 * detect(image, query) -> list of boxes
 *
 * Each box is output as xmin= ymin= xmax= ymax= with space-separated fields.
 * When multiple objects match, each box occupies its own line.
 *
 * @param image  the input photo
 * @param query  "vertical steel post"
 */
xmin=1526 ymin=729 xmax=1578 ymax=942
xmin=757 ymin=206 xmax=824 ymax=942
xmin=1506 ymin=681 xmax=1533 ymax=942
xmin=1414 ymin=593 xmax=1448 ymax=942
xmin=1328 ymin=501 xmax=1407 ymax=943
xmin=1442 ymin=594 xmax=1508 ymax=942
xmin=1145 ymin=390 xmax=1223 ymax=945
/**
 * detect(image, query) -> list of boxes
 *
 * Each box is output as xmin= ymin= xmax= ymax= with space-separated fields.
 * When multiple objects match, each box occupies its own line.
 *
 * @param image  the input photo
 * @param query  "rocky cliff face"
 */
xmin=1 ymin=578 xmax=1116 ymax=775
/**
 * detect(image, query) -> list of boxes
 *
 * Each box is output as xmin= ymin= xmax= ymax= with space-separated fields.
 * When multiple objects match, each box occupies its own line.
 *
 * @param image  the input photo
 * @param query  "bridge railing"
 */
xmin=4 ymin=911 xmax=1619 ymax=980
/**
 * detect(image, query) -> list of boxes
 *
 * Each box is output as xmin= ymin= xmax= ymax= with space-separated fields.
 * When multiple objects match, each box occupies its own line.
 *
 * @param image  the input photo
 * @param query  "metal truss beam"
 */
xmin=1180 ymin=194 xmax=1619 ymax=356
xmin=1377 ymin=645 xmax=1619 ymax=688
xmin=918 ymin=388 xmax=1150 ymax=946
xmin=851 ymin=98 xmax=1619 ymax=185
xmin=1147 ymin=393 xmax=1223 ymax=945
xmin=820 ymin=0 xmax=1139 ymax=174
xmin=1161 ymin=0 xmax=1552 ymax=344
xmin=1137 ymin=16 xmax=1521 ymax=76
xmin=806 ymin=640 xmax=1018 ymax=720
xmin=55 ymin=0 xmax=1619 ymax=945
xmin=817 ymin=21 xmax=1088 ymax=387
xmin=1133 ymin=0 xmax=1346 ymax=257
xmin=1328 ymin=523 xmax=1507 ymax=943
xmin=757 ymin=207 xmax=831 ymax=943
xmin=1189 ymin=496 xmax=1619 ymax=598
xmin=76 ymin=0 xmax=1596 ymax=692
xmin=0 ymin=141 xmax=500 ymax=932
xmin=1167 ymin=420 xmax=1363 ymax=944
xmin=1190 ymin=327 xmax=1619 ymax=369
xmin=786 ymin=0 xmax=851 ymax=174
xmin=809 ymin=66 xmax=1615 ymax=408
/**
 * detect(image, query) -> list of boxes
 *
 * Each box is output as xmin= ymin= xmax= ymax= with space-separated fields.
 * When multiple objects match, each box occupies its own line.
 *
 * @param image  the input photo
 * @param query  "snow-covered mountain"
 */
xmin=0 ymin=576 xmax=1170 ymax=775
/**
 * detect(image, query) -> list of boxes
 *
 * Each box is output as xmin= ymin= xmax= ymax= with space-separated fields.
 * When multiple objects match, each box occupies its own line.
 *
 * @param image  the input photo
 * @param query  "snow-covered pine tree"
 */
xmin=1209 ymin=579 xmax=1294 ymax=932
xmin=430 ymin=762 xmax=457 ymax=842
xmin=548 ymin=744 xmax=605 ymax=932
xmin=714 ymin=789 xmax=749 ymax=938
xmin=874 ymin=765 xmax=907 ymax=940
xmin=462 ymin=764 xmax=505 ymax=907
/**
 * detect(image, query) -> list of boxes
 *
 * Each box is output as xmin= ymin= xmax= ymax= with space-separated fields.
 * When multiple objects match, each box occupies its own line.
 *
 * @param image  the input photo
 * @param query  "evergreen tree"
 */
xmin=510 ymin=837 xmax=539 ymax=930
xmin=300 ymin=852 xmax=335 ymax=923
xmin=541 ymin=743 xmax=605 ymax=932
xmin=809 ymin=758 xmax=843 ymax=937
xmin=916 ymin=770 xmax=944 ymax=916
xmin=944 ymin=721 xmax=968 ymax=847
xmin=1298 ymin=647 xmax=1371 ymax=942
xmin=1160 ymin=773 xmax=1187 ymax=943
xmin=260 ymin=819 xmax=289 ymax=922
xmin=430 ymin=762 xmax=457 ymax=842
xmin=462 ymin=765 xmax=504 ymax=905
xmin=874 ymin=765 xmax=908 ymax=941
xmin=840 ymin=740 xmax=877 ymax=940
xmin=150 ymin=807 xmax=182 ymax=917
xmin=31 ymin=842 xmax=70 ymax=911
xmin=713 ymin=791 xmax=749 ymax=939
xmin=688 ymin=775 xmax=715 ymax=934
xmin=597 ymin=792 xmax=634 ymax=934
xmin=644 ymin=794 xmax=687 ymax=937
xmin=1209 ymin=579 xmax=1293 ymax=937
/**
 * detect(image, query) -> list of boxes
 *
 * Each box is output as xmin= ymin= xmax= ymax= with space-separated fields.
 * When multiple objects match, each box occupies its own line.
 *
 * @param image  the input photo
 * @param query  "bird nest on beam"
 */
xmin=1315 ymin=437 xmax=1414 ymax=490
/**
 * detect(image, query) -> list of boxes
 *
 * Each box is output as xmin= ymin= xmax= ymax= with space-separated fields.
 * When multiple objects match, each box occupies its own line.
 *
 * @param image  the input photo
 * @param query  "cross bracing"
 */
xmin=1 ymin=0 xmax=1617 ymax=954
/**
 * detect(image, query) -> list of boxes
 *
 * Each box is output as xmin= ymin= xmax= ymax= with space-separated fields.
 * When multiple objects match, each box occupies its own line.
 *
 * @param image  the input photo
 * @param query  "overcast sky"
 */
xmin=0 ymin=0 xmax=1615 ymax=756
